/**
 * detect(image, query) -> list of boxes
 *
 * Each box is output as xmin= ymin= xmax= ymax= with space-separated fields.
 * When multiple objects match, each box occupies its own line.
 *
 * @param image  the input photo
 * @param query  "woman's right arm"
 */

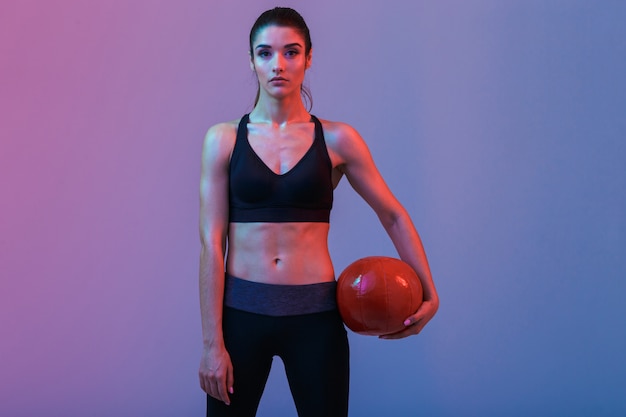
xmin=198 ymin=123 xmax=235 ymax=405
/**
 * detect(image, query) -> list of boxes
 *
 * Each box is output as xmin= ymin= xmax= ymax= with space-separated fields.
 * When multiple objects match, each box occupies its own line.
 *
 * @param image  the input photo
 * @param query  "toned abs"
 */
xmin=226 ymin=222 xmax=335 ymax=285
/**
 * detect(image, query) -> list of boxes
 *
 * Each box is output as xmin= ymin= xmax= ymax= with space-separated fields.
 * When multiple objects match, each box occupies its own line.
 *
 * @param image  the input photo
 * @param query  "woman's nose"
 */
xmin=272 ymin=55 xmax=284 ymax=73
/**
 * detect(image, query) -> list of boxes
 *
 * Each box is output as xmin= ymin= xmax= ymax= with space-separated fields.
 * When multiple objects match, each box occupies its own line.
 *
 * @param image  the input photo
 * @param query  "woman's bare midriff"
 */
xmin=226 ymin=222 xmax=335 ymax=285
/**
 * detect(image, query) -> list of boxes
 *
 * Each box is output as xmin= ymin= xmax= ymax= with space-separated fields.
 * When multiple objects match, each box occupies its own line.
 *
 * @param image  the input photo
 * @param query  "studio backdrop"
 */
xmin=1 ymin=1 xmax=625 ymax=416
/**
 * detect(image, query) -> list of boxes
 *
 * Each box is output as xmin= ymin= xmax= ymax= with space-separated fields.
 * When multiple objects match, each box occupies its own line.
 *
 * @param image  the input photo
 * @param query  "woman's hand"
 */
xmin=199 ymin=345 xmax=234 ymax=405
xmin=379 ymin=298 xmax=439 ymax=340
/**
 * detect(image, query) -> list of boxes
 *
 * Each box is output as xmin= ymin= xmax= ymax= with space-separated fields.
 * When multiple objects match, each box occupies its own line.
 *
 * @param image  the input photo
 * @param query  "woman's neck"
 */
xmin=249 ymin=93 xmax=310 ymax=127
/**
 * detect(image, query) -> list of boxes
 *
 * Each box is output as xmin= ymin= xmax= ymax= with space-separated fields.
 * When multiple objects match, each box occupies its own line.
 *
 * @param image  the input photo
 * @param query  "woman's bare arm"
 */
xmin=327 ymin=121 xmax=439 ymax=338
xmin=198 ymin=122 xmax=236 ymax=404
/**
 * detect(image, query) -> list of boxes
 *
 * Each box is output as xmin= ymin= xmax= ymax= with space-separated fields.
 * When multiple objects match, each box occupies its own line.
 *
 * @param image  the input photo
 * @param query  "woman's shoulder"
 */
xmin=316 ymin=117 xmax=364 ymax=152
xmin=319 ymin=115 xmax=360 ymax=140
xmin=202 ymin=118 xmax=242 ymax=160
xmin=205 ymin=118 xmax=241 ymax=140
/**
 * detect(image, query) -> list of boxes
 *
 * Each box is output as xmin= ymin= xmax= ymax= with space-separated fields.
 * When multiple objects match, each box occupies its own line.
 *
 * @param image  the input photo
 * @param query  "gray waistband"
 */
xmin=223 ymin=274 xmax=338 ymax=316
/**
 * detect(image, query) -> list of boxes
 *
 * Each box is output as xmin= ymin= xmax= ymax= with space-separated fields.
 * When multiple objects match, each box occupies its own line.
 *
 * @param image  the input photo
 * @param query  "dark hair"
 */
xmin=249 ymin=7 xmax=313 ymax=110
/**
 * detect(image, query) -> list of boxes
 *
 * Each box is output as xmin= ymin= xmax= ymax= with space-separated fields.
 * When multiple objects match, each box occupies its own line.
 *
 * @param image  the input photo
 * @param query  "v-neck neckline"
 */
xmin=244 ymin=115 xmax=317 ymax=177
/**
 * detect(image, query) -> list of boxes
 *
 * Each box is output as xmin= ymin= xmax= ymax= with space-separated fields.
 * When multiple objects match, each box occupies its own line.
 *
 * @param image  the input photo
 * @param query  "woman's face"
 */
xmin=250 ymin=25 xmax=311 ymax=101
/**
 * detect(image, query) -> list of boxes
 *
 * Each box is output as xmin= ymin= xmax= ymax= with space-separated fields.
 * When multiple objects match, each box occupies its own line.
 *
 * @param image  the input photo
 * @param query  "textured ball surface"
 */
xmin=337 ymin=256 xmax=423 ymax=336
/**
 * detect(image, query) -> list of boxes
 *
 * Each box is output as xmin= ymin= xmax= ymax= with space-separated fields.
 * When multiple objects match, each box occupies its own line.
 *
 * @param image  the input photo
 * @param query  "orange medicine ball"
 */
xmin=336 ymin=256 xmax=423 ymax=336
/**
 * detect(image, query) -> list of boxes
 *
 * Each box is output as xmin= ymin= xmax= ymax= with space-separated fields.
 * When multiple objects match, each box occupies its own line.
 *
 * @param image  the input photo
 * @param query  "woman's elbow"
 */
xmin=378 ymin=206 xmax=407 ymax=230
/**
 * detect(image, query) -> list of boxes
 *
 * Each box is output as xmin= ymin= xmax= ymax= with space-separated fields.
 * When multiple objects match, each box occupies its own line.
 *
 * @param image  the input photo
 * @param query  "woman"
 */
xmin=198 ymin=7 xmax=438 ymax=417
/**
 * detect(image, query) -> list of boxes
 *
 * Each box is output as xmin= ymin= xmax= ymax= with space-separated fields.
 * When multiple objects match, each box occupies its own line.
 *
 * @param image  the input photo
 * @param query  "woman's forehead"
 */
xmin=252 ymin=25 xmax=305 ymax=48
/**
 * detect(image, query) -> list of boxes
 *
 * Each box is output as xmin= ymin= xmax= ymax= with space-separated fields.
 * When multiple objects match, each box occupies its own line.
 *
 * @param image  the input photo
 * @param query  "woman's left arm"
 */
xmin=328 ymin=122 xmax=439 ymax=339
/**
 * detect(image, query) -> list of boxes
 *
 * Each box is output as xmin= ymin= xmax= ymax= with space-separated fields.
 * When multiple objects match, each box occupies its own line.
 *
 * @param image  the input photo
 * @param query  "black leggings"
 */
xmin=206 ymin=307 xmax=350 ymax=417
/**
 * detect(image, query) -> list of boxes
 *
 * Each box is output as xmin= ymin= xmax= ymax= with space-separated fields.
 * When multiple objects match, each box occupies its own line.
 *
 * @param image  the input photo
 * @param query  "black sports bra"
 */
xmin=228 ymin=114 xmax=333 ymax=223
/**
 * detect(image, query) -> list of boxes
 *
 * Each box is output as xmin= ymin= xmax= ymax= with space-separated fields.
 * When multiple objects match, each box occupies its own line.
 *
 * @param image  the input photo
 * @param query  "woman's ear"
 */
xmin=305 ymin=48 xmax=313 ymax=69
xmin=249 ymin=51 xmax=256 ymax=72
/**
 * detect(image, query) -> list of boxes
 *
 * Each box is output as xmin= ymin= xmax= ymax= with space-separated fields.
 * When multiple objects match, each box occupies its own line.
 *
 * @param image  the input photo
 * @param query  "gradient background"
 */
xmin=1 ymin=1 xmax=625 ymax=416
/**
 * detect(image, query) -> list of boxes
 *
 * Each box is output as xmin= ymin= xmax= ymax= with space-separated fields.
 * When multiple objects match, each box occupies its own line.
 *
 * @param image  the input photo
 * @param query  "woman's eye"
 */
xmin=286 ymin=50 xmax=298 ymax=57
xmin=258 ymin=50 xmax=271 ymax=58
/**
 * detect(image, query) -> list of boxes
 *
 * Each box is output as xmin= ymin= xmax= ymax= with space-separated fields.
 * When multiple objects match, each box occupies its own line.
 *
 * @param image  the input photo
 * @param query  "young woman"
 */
xmin=198 ymin=7 xmax=438 ymax=417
